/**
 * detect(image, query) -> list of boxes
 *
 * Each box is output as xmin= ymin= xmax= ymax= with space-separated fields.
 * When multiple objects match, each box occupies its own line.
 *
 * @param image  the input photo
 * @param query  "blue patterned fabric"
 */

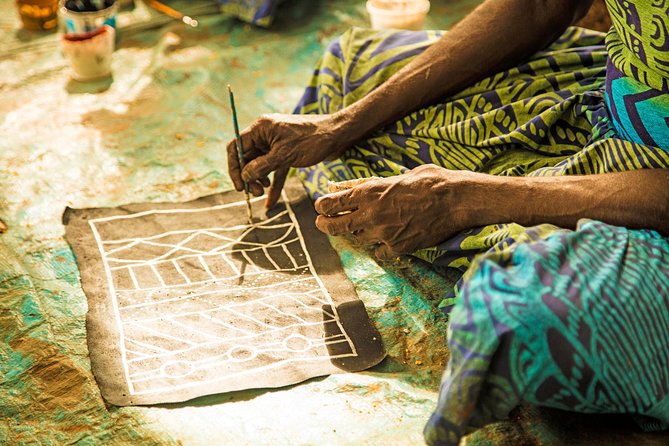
xmin=218 ymin=0 xmax=282 ymax=27
xmin=605 ymin=59 xmax=669 ymax=151
xmin=604 ymin=0 xmax=669 ymax=151
xmin=424 ymin=220 xmax=669 ymax=445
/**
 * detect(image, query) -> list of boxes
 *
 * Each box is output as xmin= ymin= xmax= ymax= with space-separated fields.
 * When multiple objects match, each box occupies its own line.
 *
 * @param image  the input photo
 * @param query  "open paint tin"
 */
xmin=59 ymin=1 xmax=118 ymax=81
xmin=58 ymin=0 xmax=119 ymax=34
xmin=61 ymin=24 xmax=115 ymax=80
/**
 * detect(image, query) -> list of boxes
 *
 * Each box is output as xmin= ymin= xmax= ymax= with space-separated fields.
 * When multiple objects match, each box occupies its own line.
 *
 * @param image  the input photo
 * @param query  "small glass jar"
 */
xmin=15 ymin=0 xmax=59 ymax=31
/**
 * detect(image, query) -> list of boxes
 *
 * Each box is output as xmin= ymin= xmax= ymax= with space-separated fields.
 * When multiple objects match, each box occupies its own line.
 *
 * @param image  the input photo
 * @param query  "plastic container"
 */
xmin=366 ymin=0 xmax=430 ymax=31
xmin=61 ymin=24 xmax=115 ymax=81
xmin=58 ymin=0 xmax=119 ymax=34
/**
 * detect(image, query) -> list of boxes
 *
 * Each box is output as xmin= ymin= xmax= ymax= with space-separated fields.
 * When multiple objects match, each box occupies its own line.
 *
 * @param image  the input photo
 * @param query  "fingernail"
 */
xmin=242 ymin=172 xmax=252 ymax=182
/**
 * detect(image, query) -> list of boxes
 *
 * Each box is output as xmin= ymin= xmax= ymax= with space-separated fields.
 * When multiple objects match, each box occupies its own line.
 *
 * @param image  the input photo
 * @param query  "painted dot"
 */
xmin=283 ymin=334 xmax=312 ymax=352
xmin=228 ymin=346 xmax=257 ymax=362
xmin=161 ymin=361 xmax=194 ymax=378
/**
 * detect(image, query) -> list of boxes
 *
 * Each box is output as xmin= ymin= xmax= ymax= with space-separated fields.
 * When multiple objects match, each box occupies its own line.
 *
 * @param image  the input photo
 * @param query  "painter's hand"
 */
xmin=227 ymin=113 xmax=349 ymax=208
xmin=314 ymin=165 xmax=478 ymax=260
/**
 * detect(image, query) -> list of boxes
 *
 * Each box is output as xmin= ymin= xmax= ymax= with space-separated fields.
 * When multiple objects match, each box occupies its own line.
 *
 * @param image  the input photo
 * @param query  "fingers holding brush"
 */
xmin=248 ymin=180 xmax=264 ymax=197
xmin=226 ymin=124 xmax=263 ymax=191
xmin=226 ymin=138 xmax=244 ymax=192
xmin=226 ymin=137 xmax=274 ymax=198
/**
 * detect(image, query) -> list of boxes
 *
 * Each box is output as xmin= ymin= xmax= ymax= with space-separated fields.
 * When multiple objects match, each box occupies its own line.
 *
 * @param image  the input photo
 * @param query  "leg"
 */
xmin=424 ymin=219 xmax=669 ymax=445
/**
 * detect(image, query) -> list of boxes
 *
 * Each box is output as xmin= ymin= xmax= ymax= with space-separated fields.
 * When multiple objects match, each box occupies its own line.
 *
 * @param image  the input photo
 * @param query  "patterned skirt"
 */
xmin=293 ymin=27 xmax=669 ymax=445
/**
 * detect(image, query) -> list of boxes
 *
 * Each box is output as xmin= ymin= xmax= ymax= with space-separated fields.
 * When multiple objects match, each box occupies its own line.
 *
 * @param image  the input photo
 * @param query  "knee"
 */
xmin=449 ymin=250 xmax=550 ymax=347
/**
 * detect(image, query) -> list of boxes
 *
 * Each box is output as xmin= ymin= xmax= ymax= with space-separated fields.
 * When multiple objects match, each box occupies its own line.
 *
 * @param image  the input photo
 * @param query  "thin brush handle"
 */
xmin=144 ymin=0 xmax=198 ymax=27
xmin=228 ymin=86 xmax=248 ymax=193
xmin=228 ymin=85 xmax=253 ymax=222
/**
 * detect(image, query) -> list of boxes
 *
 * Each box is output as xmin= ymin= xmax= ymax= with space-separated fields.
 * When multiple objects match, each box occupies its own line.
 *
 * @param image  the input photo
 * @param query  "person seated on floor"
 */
xmin=227 ymin=0 xmax=669 ymax=445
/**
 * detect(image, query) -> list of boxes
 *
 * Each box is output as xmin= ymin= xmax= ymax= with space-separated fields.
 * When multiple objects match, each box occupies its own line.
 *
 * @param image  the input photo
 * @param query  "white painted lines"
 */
xmin=90 ymin=194 xmax=357 ymax=397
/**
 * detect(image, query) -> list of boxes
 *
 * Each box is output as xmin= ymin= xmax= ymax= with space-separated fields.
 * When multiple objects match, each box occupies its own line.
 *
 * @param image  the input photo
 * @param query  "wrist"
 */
xmin=329 ymin=108 xmax=367 ymax=152
xmin=490 ymin=175 xmax=592 ymax=229
xmin=441 ymin=171 xmax=524 ymax=227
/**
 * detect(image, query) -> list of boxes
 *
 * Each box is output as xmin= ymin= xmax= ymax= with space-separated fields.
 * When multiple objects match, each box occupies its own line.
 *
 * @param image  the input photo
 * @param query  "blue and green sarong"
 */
xmin=292 ymin=22 xmax=669 ymax=446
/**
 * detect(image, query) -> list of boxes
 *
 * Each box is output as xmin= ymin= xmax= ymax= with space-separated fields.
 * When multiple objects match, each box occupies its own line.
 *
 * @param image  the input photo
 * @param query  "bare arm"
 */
xmin=314 ymin=168 xmax=669 ymax=259
xmin=489 ymin=170 xmax=669 ymax=234
xmin=323 ymin=0 xmax=595 ymax=149
xmin=228 ymin=0 xmax=594 ymax=205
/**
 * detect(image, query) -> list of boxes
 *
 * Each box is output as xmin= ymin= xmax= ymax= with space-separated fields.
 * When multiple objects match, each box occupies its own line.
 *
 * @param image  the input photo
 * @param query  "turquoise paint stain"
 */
xmin=332 ymin=238 xmax=452 ymax=385
xmin=292 ymin=40 xmax=325 ymax=68
xmin=338 ymin=248 xmax=357 ymax=270
xmin=4 ymin=351 xmax=33 ymax=382
xmin=336 ymin=245 xmax=440 ymax=330
xmin=374 ymin=277 xmax=432 ymax=330
xmin=0 ymin=274 xmax=33 ymax=294
xmin=50 ymin=248 xmax=80 ymax=286
xmin=75 ymin=436 xmax=96 ymax=446
xmin=21 ymin=294 xmax=43 ymax=327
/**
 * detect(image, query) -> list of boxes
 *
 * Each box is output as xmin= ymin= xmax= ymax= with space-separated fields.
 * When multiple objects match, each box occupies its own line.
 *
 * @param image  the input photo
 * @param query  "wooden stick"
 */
xmin=144 ymin=0 xmax=199 ymax=27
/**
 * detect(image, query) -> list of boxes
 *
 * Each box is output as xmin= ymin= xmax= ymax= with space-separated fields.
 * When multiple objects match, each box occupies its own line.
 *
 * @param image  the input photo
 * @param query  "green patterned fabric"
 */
xmin=291 ymin=22 xmax=669 ymax=446
xmin=294 ymin=26 xmax=669 ymax=290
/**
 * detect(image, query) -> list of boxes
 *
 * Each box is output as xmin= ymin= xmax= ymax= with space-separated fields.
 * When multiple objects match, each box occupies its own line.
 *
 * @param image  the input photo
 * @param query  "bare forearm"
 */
xmin=332 ymin=0 xmax=593 ymax=148
xmin=461 ymin=169 xmax=669 ymax=234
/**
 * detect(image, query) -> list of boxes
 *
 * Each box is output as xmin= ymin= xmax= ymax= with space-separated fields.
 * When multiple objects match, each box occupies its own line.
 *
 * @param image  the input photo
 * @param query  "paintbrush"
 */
xmin=144 ymin=0 xmax=199 ymax=27
xmin=228 ymin=84 xmax=253 ymax=224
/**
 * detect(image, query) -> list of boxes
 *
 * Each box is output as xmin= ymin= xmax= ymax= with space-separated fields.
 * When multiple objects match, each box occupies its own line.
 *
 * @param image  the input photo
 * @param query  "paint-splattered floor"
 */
xmin=0 ymin=1 xmax=667 ymax=445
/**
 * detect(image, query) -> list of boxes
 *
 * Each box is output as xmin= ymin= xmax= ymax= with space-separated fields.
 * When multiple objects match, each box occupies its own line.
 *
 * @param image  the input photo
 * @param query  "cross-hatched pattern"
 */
xmin=88 ymin=197 xmax=356 ymax=397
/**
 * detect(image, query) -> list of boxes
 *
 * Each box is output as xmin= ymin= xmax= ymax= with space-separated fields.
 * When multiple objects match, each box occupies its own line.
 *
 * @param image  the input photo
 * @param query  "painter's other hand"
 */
xmin=314 ymin=165 xmax=477 ymax=260
xmin=227 ymin=113 xmax=349 ymax=209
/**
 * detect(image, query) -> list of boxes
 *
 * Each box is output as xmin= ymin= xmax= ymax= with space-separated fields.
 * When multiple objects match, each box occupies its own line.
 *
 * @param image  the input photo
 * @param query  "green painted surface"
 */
xmin=1 ymin=1 xmax=666 ymax=445
xmin=0 ymin=2 xmax=468 ymax=444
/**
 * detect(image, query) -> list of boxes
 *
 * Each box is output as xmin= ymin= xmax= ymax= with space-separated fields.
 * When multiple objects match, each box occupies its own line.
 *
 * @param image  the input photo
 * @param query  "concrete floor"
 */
xmin=0 ymin=1 xmax=667 ymax=445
